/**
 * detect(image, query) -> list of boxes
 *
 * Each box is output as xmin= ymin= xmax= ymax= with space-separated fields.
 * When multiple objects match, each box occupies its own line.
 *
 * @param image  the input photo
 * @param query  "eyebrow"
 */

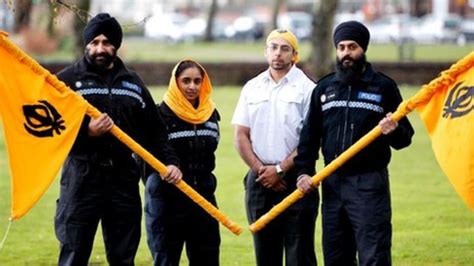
xmin=338 ymin=41 xmax=357 ymax=46
xmin=268 ymin=43 xmax=292 ymax=49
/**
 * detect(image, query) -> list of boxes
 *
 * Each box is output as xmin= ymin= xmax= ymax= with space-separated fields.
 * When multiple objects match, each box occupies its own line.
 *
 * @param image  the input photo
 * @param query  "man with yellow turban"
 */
xmin=232 ymin=29 xmax=319 ymax=265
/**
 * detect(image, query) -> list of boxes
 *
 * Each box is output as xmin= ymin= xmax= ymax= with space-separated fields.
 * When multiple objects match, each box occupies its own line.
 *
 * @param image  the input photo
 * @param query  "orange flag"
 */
xmin=0 ymin=32 xmax=242 ymax=234
xmin=416 ymin=62 xmax=474 ymax=209
xmin=0 ymin=32 xmax=88 ymax=220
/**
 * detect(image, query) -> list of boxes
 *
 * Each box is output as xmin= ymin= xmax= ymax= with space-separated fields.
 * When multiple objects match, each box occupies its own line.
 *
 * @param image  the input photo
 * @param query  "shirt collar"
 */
xmin=263 ymin=64 xmax=298 ymax=84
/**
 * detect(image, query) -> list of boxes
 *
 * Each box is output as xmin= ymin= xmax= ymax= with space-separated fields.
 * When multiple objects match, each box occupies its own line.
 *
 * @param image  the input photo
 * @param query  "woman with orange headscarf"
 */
xmin=144 ymin=59 xmax=221 ymax=266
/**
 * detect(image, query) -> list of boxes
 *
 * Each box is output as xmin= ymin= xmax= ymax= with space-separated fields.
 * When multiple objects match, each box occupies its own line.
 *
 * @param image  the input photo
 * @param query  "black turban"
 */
xmin=83 ymin=13 xmax=122 ymax=49
xmin=333 ymin=20 xmax=370 ymax=52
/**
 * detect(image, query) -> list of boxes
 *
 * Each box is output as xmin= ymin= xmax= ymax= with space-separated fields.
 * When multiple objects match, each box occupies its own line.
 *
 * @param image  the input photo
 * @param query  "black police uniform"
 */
xmin=145 ymin=102 xmax=221 ymax=266
xmin=55 ymin=56 xmax=179 ymax=266
xmin=295 ymin=63 xmax=414 ymax=266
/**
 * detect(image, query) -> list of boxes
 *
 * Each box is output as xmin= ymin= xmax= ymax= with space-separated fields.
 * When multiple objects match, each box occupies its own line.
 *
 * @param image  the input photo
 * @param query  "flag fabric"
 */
xmin=0 ymin=32 xmax=242 ymax=234
xmin=416 ymin=58 xmax=474 ymax=209
xmin=0 ymin=32 xmax=88 ymax=219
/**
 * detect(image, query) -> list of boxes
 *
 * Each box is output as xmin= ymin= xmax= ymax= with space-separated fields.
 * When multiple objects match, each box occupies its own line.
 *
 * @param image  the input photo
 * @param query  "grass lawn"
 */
xmin=0 ymin=86 xmax=473 ymax=265
xmin=32 ymin=38 xmax=474 ymax=64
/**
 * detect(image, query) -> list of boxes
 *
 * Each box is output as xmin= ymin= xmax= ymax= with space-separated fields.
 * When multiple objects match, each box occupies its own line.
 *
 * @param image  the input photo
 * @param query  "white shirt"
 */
xmin=232 ymin=65 xmax=315 ymax=164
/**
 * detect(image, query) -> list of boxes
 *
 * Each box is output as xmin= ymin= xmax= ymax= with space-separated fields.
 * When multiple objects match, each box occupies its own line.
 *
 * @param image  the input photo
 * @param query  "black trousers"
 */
xmin=145 ymin=172 xmax=220 ymax=266
xmin=55 ymin=156 xmax=142 ymax=266
xmin=244 ymin=170 xmax=319 ymax=266
xmin=322 ymin=169 xmax=392 ymax=266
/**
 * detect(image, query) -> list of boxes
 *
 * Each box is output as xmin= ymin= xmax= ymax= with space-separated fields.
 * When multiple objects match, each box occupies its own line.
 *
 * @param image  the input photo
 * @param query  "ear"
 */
xmin=292 ymin=50 xmax=299 ymax=62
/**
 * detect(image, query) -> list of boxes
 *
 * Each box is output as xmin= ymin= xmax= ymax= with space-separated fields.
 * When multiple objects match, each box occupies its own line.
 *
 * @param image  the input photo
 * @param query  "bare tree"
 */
xmin=47 ymin=3 xmax=57 ymax=37
xmin=50 ymin=0 xmax=91 ymax=58
xmin=308 ymin=0 xmax=338 ymax=79
xmin=271 ymin=0 xmax=285 ymax=29
xmin=204 ymin=0 xmax=218 ymax=42
xmin=72 ymin=0 xmax=91 ymax=58
xmin=13 ymin=0 xmax=32 ymax=33
xmin=410 ymin=0 xmax=430 ymax=17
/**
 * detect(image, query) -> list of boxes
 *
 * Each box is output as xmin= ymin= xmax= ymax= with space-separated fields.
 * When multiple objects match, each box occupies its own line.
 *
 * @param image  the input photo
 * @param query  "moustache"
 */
xmin=92 ymin=52 xmax=110 ymax=58
xmin=341 ymin=55 xmax=353 ymax=62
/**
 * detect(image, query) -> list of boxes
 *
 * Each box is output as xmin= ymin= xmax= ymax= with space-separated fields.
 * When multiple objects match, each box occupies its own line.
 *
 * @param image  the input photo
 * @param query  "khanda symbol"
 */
xmin=23 ymin=100 xmax=66 ymax=137
xmin=443 ymin=82 xmax=473 ymax=119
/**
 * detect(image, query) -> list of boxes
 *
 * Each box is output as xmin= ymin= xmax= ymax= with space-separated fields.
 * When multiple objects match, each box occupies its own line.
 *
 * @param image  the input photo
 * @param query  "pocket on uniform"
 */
xmin=278 ymin=90 xmax=304 ymax=104
xmin=244 ymin=170 xmax=257 ymax=190
xmin=357 ymin=170 xmax=386 ymax=193
xmin=145 ymin=172 xmax=164 ymax=198
xmin=278 ymin=90 xmax=305 ymax=126
xmin=54 ymin=199 xmax=67 ymax=243
xmin=59 ymin=157 xmax=91 ymax=199
xmin=194 ymin=174 xmax=217 ymax=197
xmin=247 ymin=93 xmax=269 ymax=120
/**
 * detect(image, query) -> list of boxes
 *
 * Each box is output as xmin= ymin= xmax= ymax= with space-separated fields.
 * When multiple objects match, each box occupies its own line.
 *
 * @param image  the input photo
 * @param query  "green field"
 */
xmin=0 ymin=86 xmax=473 ymax=265
xmin=33 ymin=38 xmax=474 ymax=63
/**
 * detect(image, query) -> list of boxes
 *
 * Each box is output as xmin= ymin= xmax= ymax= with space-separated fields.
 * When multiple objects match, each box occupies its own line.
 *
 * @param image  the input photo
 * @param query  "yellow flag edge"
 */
xmin=0 ymin=32 xmax=87 ymax=220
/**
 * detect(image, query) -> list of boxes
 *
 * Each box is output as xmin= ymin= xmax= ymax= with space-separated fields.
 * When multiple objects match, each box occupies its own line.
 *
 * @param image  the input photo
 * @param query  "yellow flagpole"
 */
xmin=0 ymin=31 xmax=242 ymax=235
xmin=84 ymin=105 xmax=243 ymax=235
xmin=249 ymin=51 xmax=474 ymax=233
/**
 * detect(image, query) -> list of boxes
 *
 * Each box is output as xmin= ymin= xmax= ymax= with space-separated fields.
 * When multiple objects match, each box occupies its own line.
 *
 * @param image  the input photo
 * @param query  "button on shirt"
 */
xmin=232 ymin=65 xmax=315 ymax=164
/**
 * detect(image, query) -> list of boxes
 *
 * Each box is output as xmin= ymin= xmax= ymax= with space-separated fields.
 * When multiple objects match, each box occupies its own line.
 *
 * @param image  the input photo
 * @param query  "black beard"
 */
xmin=85 ymin=50 xmax=116 ymax=71
xmin=336 ymin=54 xmax=367 ymax=85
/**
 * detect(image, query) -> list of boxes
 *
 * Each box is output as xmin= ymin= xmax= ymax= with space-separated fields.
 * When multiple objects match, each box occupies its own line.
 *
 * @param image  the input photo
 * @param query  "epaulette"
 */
xmin=214 ymin=109 xmax=221 ymax=122
xmin=376 ymin=71 xmax=398 ymax=87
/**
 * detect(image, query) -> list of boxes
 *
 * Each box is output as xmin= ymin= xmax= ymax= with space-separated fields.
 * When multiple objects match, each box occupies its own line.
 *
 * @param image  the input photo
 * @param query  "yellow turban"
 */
xmin=266 ymin=29 xmax=300 ymax=63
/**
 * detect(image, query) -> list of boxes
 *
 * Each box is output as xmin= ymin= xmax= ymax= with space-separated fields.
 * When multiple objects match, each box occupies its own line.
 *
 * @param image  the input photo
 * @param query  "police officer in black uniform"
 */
xmin=295 ymin=21 xmax=414 ymax=266
xmin=144 ymin=60 xmax=221 ymax=266
xmin=54 ymin=13 xmax=182 ymax=266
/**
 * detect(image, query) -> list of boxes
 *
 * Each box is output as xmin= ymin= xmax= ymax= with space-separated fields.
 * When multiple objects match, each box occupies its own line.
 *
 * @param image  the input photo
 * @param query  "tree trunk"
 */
xmin=271 ymin=0 xmax=285 ymax=29
xmin=73 ymin=0 xmax=91 ymax=59
xmin=204 ymin=0 xmax=218 ymax=42
xmin=309 ymin=0 xmax=338 ymax=79
xmin=47 ymin=3 xmax=56 ymax=37
xmin=13 ymin=0 xmax=32 ymax=33
xmin=411 ymin=0 xmax=430 ymax=17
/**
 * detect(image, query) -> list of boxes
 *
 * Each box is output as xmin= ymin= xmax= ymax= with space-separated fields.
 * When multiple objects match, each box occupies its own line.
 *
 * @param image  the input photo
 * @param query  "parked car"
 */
xmin=144 ymin=13 xmax=189 ymax=42
xmin=182 ymin=17 xmax=232 ymax=42
xmin=229 ymin=16 xmax=265 ymax=41
xmin=457 ymin=19 xmax=474 ymax=45
xmin=367 ymin=14 xmax=418 ymax=44
xmin=277 ymin=12 xmax=312 ymax=41
xmin=411 ymin=14 xmax=462 ymax=44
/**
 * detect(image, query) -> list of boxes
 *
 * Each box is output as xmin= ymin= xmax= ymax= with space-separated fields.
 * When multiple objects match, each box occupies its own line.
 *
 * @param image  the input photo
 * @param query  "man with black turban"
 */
xmin=294 ymin=20 xmax=414 ymax=266
xmin=54 ymin=13 xmax=182 ymax=265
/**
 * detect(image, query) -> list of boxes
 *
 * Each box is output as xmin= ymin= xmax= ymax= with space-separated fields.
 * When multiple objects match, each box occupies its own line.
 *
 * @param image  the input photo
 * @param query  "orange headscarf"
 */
xmin=163 ymin=59 xmax=215 ymax=124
